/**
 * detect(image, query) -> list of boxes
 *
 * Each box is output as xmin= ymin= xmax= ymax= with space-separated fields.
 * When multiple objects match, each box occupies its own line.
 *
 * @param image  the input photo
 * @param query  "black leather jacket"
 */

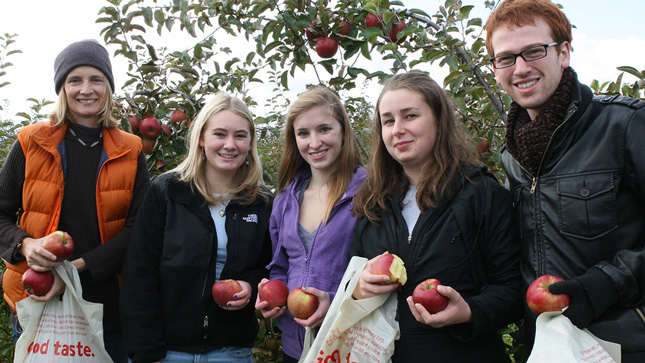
xmin=351 ymin=166 xmax=522 ymax=363
xmin=501 ymin=79 xmax=645 ymax=357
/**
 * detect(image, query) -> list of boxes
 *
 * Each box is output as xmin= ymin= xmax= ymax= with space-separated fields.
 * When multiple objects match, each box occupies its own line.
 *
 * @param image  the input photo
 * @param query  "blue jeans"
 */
xmin=161 ymin=348 xmax=253 ymax=363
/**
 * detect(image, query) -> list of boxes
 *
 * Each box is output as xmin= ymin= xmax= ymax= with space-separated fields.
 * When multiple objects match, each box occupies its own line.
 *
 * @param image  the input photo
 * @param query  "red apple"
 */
xmin=287 ymin=287 xmax=319 ymax=319
xmin=169 ymin=110 xmax=187 ymax=125
xmin=139 ymin=117 xmax=162 ymax=139
xmin=259 ymin=279 xmax=289 ymax=310
xmin=338 ymin=21 xmax=352 ymax=36
xmin=476 ymin=138 xmax=488 ymax=156
xmin=306 ymin=20 xmax=323 ymax=41
xmin=22 ymin=268 xmax=54 ymax=296
xmin=526 ymin=275 xmax=570 ymax=315
xmin=141 ymin=137 xmax=156 ymax=155
xmin=412 ymin=278 xmax=449 ymax=314
xmin=128 ymin=116 xmax=140 ymax=133
xmin=371 ymin=252 xmax=407 ymax=285
xmin=212 ymin=279 xmax=243 ymax=306
xmin=41 ymin=231 xmax=74 ymax=262
xmin=365 ymin=13 xmax=382 ymax=29
xmin=389 ymin=21 xmax=408 ymax=44
xmin=315 ymin=37 xmax=338 ymax=59
xmin=161 ymin=124 xmax=171 ymax=136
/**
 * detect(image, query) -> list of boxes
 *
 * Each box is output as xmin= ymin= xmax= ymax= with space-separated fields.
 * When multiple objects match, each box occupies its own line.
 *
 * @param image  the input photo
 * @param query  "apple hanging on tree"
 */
xmin=315 ymin=37 xmax=339 ymax=59
xmin=128 ymin=116 xmax=140 ymax=133
xmin=169 ymin=110 xmax=187 ymax=126
xmin=389 ymin=21 xmax=408 ymax=44
xmin=139 ymin=117 xmax=162 ymax=139
xmin=365 ymin=13 xmax=382 ymax=29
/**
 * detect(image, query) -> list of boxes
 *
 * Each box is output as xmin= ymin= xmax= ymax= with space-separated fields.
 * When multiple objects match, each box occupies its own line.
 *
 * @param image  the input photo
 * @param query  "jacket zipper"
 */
xmin=636 ymin=307 xmax=645 ymax=324
xmin=517 ymin=108 xmax=576 ymax=276
xmin=201 ymin=233 xmax=215 ymax=340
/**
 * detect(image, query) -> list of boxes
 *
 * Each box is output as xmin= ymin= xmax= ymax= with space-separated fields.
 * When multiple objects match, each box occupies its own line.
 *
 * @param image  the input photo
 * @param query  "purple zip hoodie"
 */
xmin=267 ymin=165 xmax=366 ymax=359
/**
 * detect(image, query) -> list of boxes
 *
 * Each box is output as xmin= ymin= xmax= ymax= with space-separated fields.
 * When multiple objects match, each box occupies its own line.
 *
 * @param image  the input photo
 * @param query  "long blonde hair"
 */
xmin=173 ymin=92 xmax=268 ymax=204
xmin=353 ymin=72 xmax=479 ymax=225
xmin=278 ymin=86 xmax=362 ymax=223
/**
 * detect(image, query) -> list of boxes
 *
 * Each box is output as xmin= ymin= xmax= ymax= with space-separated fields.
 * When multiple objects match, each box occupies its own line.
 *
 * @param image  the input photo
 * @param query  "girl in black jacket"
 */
xmin=120 ymin=93 xmax=273 ymax=363
xmin=351 ymin=72 xmax=522 ymax=362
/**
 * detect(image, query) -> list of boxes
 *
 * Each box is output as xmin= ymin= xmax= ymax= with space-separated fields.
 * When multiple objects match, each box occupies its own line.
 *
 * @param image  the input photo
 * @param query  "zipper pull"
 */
xmin=407 ymin=235 xmax=412 ymax=244
xmin=530 ymin=177 xmax=537 ymax=194
xmin=203 ymin=315 xmax=209 ymax=329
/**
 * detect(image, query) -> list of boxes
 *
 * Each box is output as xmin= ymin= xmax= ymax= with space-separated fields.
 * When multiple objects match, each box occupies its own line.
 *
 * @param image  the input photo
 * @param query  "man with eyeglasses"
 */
xmin=486 ymin=0 xmax=645 ymax=361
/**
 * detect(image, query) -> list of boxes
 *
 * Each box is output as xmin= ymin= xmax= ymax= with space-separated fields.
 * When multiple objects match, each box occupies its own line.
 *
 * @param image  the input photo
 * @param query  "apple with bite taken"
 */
xmin=371 ymin=252 xmax=407 ymax=285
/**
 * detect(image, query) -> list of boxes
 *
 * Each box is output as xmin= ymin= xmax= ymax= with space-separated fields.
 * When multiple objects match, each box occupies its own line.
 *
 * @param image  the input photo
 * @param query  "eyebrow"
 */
xmin=380 ymin=106 xmax=420 ymax=117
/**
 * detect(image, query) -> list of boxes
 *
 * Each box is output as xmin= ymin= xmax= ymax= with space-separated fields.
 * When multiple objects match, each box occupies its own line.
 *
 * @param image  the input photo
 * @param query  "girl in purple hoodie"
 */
xmin=255 ymin=87 xmax=366 ymax=362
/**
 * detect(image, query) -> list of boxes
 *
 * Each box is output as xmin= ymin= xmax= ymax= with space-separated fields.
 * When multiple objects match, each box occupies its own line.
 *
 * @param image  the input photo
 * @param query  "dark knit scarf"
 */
xmin=505 ymin=67 xmax=576 ymax=175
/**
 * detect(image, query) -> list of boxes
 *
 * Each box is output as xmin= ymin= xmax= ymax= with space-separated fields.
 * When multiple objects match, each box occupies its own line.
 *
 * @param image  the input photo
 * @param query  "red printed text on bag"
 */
xmin=26 ymin=339 xmax=96 ymax=357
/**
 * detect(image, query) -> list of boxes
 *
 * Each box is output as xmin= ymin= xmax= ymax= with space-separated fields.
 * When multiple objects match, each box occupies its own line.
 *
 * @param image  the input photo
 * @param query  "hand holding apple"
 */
xmin=287 ymin=287 xmax=319 ymax=320
xmin=371 ymin=252 xmax=407 ymax=285
xmin=212 ymin=279 xmax=244 ymax=306
xmin=412 ymin=278 xmax=448 ymax=314
xmin=22 ymin=268 xmax=54 ymax=296
xmin=407 ymin=283 xmax=472 ymax=328
xmin=526 ymin=275 xmax=570 ymax=315
xmin=258 ymin=279 xmax=289 ymax=310
xmin=41 ymin=231 xmax=74 ymax=262
xmin=290 ymin=287 xmax=330 ymax=328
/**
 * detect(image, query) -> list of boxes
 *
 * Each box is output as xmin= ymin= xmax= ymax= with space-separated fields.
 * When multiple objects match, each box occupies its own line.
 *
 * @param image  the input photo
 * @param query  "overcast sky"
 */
xmin=1 ymin=0 xmax=643 ymax=120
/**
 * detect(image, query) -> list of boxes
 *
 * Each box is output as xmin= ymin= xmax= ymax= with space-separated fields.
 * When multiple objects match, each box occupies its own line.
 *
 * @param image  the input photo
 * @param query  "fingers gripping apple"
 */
xmin=212 ymin=279 xmax=243 ymax=306
xmin=371 ymin=252 xmax=407 ymax=285
xmin=526 ymin=275 xmax=570 ymax=315
xmin=287 ymin=287 xmax=319 ymax=319
xmin=259 ymin=279 xmax=289 ymax=310
xmin=41 ymin=231 xmax=74 ymax=262
xmin=412 ymin=278 xmax=448 ymax=314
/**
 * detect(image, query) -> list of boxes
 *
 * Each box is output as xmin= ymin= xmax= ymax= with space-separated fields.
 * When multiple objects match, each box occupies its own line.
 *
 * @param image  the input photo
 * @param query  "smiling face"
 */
xmin=293 ymin=105 xmax=343 ymax=176
xmin=491 ymin=19 xmax=570 ymax=120
xmin=64 ymin=66 xmax=108 ymax=127
xmin=379 ymin=88 xmax=437 ymax=185
xmin=199 ymin=109 xmax=252 ymax=183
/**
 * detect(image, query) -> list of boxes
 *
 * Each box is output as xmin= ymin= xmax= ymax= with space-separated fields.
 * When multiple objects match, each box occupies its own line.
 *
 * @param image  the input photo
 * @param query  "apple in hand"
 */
xmin=139 ymin=117 xmax=162 ymax=139
xmin=41 ymin=231 xmax=74 ymax=262
xmin=371 ymin=252 xmax=407 ymax=285
xmin=412 ymin=278 xmax=448 ymax=314
xmin=259 ymin=279 xmax=289 ymax=310
xmin=22 ymin=268 xmax=54 ymax=296
xmin=212 ymin=279 xmax=243 ymax=306
xmin=526 ymin=275 xmax=570 ymax=315
xmin=287 ymin=287 xmax=319 ymax=319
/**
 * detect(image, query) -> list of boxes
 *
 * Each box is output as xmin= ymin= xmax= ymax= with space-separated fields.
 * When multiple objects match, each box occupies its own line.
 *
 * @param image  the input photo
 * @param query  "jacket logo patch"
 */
xmin=243 ymin=214 xmax=258 ymax=223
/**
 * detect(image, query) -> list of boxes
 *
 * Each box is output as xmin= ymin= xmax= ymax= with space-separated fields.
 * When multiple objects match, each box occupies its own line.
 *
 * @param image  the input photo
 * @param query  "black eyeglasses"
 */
xmin=491 ymin=42 xmax=559 ymax=69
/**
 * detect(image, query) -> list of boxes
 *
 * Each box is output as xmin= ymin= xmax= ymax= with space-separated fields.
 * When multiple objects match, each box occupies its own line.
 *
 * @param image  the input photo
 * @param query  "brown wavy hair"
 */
xmin=352 ymin=72 xmax=479 ymax=225
xmin=485 ymin=0 xmax=572 ymax=57
xmin=277 ymin=86 xmax=362 ymax=224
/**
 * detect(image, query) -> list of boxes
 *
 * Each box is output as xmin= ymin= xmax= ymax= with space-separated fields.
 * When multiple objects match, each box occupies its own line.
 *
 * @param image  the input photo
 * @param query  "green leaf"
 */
xmin=458 ymin=6 xmax=474 ymax=21
xmin=142 ymin=7 xmax=153 ymax=26
xmin=616 ymin=66 xmax=644 ymax=80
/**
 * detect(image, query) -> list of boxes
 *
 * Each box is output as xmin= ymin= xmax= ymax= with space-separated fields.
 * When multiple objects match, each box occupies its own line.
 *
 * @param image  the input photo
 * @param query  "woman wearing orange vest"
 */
xmin=0 ymin=39 xmax=150 ymax=363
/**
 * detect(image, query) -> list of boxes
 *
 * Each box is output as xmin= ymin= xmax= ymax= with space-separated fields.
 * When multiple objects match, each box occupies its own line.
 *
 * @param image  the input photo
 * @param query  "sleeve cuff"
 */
xmin=577 ymin=267 xmax=620 ymax=319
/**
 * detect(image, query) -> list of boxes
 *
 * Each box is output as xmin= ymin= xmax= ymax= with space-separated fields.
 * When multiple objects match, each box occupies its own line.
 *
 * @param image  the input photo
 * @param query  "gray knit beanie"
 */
xmin=54 ymin=39 xmax=114 ymax=94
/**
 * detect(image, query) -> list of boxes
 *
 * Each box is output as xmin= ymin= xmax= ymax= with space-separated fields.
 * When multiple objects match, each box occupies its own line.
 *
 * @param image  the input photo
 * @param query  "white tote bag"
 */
xmin=299 ymin=256 xmax=400 ymax=363
xmin=14 ymin=261 xmax=113 ymax=362
xmin=527 ymin=311 xmax=621 ymax=363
